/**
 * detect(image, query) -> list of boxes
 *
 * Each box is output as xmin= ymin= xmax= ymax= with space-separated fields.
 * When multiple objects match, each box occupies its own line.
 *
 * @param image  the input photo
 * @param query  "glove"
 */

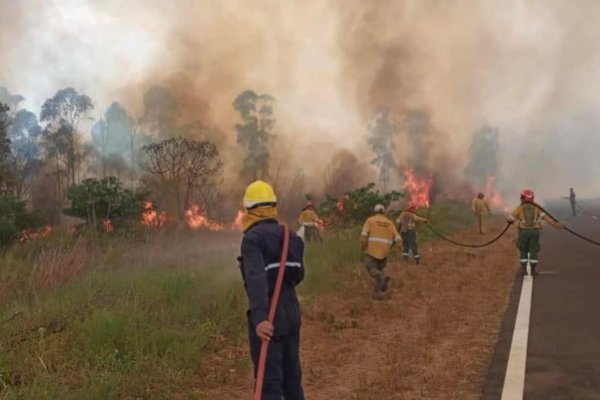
xmin=556 ymin=222 xmax=565 ymax=229
xmin=507 ymin=219 xmax=515 ymax=225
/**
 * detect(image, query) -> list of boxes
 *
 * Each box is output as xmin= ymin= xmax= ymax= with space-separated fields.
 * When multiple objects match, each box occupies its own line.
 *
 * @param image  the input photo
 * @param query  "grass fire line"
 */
xmin=0 ymin=200 xmax=507 ymax=399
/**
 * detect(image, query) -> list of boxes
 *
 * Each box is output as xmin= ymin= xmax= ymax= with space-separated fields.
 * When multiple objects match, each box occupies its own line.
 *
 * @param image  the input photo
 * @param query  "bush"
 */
xmin=0 ymin=194 xmax=45 ymax=247
xmin=65 ymin=176 xmax=147 ymax=231
xmin=319 ymin=183 xmax=403 ymax=228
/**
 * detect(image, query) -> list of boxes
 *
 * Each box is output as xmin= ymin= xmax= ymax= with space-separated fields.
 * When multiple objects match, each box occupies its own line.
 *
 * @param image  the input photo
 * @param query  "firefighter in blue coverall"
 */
xmin=238 ymin=180 xmax=306 ymax=400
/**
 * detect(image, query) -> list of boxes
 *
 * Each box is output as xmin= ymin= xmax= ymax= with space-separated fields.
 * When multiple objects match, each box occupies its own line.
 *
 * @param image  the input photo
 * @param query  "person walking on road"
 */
xmin=238 ymin=180 xmax=306 ymax=400
xmin=360 ymin=204 xmax=402 ymax=297
xmin=569 ymin=187 xmax=577 ymax=216
xmin=472 ymin=191 xmax=491 ymax=234
xmin=396 ymin=203 xmax=428 ymax=265
xmin=507 ymin=189 xmax=564 ymax=277
xmin=298 ymin=201 xmax=321 ymax=243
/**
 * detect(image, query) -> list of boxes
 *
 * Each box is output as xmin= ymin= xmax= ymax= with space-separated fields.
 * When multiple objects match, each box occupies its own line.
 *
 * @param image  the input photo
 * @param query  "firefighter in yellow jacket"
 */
xmin=298 ymin=201 xmax=321 ymax=243
xmin=396 ymin=204 xmax=428 ymax=265
xmin=507 ymin=189 xmax=564 ymax=276
xmin=472 ymin=192 xmax=491 ymax=235
xmin=360 ymin=204 xmax=401 ymax=295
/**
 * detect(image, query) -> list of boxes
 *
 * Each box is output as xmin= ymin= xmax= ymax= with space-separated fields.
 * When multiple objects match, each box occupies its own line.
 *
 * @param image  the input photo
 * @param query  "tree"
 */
xmin=367 ymin=107 xmax=397 ymax=192
xmin=40 ymin=87 xmax=94 ymax=186
xmin=233 ymin=90 xmax=276 ymax=180
xmin=141 ymin=137 xmax=223 ymax=218
xmin=141 ymin=86 xmax=179 ymax=136
xmin=91 ymin=102 xmax=134 ymax=178
xmin=8 ymin=109 xmax=43 ymax=200
xmin=65 ymin=176 xmax=145 ymax=231
xmin=0 ymin=103 xmax=13 ymax=192
xmin=0 ymin=87 xmax=25 ymax=110
xmin=464 ymin=125 xmax=499 ymax=188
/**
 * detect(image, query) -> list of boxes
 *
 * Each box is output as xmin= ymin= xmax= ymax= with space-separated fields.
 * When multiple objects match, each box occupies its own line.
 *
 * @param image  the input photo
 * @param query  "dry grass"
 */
xmin=204 ymin=219 xmax=518 ymax=399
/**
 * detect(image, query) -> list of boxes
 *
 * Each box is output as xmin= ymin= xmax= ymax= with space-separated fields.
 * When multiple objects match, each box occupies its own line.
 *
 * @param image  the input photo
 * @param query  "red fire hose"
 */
xmin=254 ymin=224 xmax=290 ymax=400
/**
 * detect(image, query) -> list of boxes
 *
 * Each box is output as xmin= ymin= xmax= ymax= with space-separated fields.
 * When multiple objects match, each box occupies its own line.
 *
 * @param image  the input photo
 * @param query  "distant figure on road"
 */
xmin=507 ymin=189 xmax=564 ymax=276
xmin=569 ymin=188 xmax=577 ymax=216
xmin=360 ymin=204 xmax=401 ymax=297
xmin=298 ymin=201 xmax=321 ymax=243
xmin=396 ymin=203 xmax=428 ymax=265
xmin=472 ymin=191 xmax=491 ymax=235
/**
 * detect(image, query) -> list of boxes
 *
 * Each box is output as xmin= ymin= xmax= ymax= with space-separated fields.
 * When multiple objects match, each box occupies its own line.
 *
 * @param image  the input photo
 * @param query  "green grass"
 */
xmin=0 ymin=201 xmax=473 ymax=399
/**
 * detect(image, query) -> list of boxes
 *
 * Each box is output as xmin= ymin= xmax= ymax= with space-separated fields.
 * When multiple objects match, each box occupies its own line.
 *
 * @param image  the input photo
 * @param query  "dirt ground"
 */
xmin=204 ymin=219 xmax=518 ymax=400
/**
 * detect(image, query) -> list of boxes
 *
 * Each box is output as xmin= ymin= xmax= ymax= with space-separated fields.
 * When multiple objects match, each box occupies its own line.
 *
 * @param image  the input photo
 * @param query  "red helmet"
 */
xmin=303 ymin=201 xmax=314 ymax=210
xmin=520 ymin=189 xmax=534 ymax=203
xmin=406 ymin=203 xmax=417 ymax=212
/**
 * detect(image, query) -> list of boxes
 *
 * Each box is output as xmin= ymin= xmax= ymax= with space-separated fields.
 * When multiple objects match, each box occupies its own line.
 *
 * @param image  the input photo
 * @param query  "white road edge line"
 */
xmin=501 ymin=263 xmax=533 ymax=400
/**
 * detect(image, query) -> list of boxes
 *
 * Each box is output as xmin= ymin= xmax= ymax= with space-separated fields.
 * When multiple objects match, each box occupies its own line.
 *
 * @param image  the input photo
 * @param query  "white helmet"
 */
xmin=374 ymin=204 xmax=386 ymax=213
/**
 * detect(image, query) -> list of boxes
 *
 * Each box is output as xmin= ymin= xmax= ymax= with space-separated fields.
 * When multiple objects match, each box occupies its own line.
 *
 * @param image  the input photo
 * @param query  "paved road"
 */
xmin=484 ymin=201 xmax=600 ymax=400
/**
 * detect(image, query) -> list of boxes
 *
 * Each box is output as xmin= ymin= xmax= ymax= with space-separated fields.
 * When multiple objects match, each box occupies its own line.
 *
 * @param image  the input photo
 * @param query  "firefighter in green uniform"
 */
xmin=507 ymin=189 xmax=564 ymax=276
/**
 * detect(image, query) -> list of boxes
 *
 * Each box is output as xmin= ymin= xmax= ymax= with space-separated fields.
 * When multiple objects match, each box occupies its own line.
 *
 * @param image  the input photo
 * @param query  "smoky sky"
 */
xmin=2 ymin=0 xmax=600 ymax=199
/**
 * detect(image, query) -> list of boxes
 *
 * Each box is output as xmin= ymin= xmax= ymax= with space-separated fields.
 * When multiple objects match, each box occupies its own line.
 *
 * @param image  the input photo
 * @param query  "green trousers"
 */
xmin=401 ymin=230 xmax=420 ymax=260
xmin=518 ymin=228 xmax=541 ymax=266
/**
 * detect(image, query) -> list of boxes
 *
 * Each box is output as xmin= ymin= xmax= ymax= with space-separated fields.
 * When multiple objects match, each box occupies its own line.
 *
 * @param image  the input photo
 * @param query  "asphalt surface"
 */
xmin=483 ymin=201 xmax=600 ymax=400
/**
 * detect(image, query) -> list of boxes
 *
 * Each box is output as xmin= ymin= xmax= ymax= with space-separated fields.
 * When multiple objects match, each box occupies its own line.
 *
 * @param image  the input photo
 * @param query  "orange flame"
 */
xmin=184 ymin=204 xmax=224 ymax=231
xmin=20 ymin=225 xmax=52 ymax=242
xmin=141 ymin=201 xmax=167 ymax=229
xmin=403 ymin=168 xmax=433 ymax=208
xmin=484 ymin=176 xmax=505 ymax=210
xmin=102 ymin=219 xmax=114 ymax=233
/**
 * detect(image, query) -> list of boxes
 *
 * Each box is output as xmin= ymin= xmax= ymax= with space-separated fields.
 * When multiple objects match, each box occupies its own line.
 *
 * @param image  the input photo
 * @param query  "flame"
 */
xmin=403 ymin=168 xmax=433 ymax=208
xmin=232 ymin=210 xmax=245 ymax=231
xmin=20 ymin=225 xmax=52 ymax=242
xmin=141 ymin=200 xmax=167 ymax=228
xmin=102 ymin=219 xmax=114 ymax=233
xmin=484 ymin=176 xmax=505 ymax=210
xmin=184 ymin=204 xmax=224 ymax=231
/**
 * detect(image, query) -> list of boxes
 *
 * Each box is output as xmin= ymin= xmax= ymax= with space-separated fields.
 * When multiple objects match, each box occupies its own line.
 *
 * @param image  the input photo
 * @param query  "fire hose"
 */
xmin=423 ymin=219 xmax=513 ymax=248
xmin=254 ymin=224 xmax=290 ymax=400
xmin=533 ymin=203 xmax=600 ymax=247
xmin=576 ymin=203 xmax=600 ymax=220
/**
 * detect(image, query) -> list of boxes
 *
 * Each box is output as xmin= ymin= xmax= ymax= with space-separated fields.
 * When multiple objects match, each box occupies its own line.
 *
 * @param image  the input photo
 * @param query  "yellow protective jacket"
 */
xmin=360 ymin=214 xmax=401 ymax=260
xmin=472 ymin=198 xmax=491 ymax=214
xmin=298 ymin=209 xmax=320 ymax=226
xmin=396 ymin=211 xmax=427 ymax=233
xmin=508 ymin=203 xmax=562 ymax=230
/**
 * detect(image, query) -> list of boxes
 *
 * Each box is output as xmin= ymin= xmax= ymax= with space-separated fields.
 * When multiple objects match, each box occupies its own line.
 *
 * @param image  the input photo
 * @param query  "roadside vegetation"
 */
xmin=0 ymin=201 xmax=476 ymax=399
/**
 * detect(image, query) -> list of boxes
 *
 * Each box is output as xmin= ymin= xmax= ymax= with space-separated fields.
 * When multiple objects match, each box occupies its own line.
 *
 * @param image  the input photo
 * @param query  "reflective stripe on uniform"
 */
xmin=519 ymin=259 xmax=529 ymax=263
xmin=302 ymin=222 xmax=317 ymax=227
xmin=361 ymin=231 xmax=369 ymax=237
xmin=394 ymin=235 xmax=401 ymax=242
xmin=529 ymin=260 xmax=538 ymax=264
xmin=265 ymin=261 xmax=303 ymax=271
xmin=368 ymin=237 xmax=393 ymax=245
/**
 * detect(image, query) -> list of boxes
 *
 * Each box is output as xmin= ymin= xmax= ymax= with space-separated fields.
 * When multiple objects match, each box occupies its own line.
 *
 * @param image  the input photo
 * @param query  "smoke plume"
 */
xmin=2 ymin=0 xmax=600 ymax=204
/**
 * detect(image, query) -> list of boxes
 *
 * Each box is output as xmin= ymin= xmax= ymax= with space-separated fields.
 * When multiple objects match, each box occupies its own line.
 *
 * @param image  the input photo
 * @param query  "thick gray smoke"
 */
xmin=2 ymin=0 xmax=600 ymax=202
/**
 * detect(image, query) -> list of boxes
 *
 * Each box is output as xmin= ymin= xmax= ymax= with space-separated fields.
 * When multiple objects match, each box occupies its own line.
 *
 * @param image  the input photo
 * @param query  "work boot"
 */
xmin=531 ymin=264 xmax=538 ymax=276
xmin=520 ymin=263 xmax=528 ymax=276
xmin=378 ymin=276 xmax=390 ymax=293
xmin=415 ymin=256 xmax=421 ymax=265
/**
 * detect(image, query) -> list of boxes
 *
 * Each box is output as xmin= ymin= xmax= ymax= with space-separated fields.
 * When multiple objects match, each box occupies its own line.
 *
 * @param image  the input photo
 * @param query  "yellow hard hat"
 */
xmin=243 ymin=180 xmax=277 ymax=209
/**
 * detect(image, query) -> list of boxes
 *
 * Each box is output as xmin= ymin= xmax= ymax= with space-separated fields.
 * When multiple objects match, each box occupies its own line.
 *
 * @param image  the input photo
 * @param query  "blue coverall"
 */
xmin=240 ymin=219 xmax=305 ymax=400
